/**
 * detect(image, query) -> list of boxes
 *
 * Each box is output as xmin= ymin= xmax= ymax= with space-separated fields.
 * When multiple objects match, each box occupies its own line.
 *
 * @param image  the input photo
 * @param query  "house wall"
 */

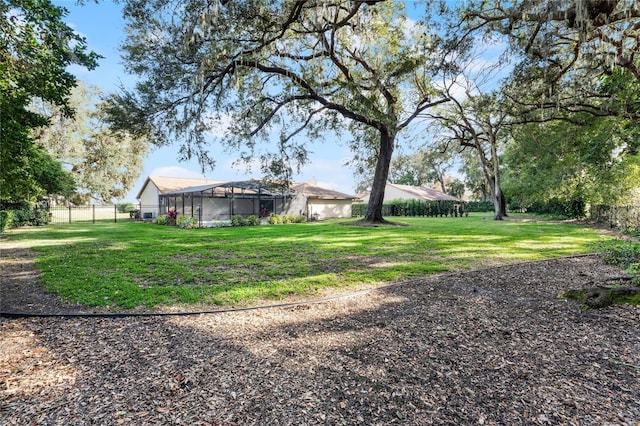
xmin=307 ymin=199 xmax=352 ymax=219
xmin=139 ymin=183 xmax=161 ymax=218
xmin=282 ymin=194 xmax=308 ymax=217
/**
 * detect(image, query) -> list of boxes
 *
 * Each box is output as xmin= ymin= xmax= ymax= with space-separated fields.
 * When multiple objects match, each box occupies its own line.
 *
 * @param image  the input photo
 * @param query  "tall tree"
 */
xmin=445 ymin=178 xmax=465 ymax=199
xmin=109 ymin=0 xmax=459 ymax=223
xmin=388 ymin=152 xmax=425 ymax=187
xmin=463 ymin=0 xmax=640 ymax=119
xmin=0 ymin=0 xmax=99 ymax=208
xmin=389 ymin=147 xmax=457 ymax=192
xmin=426 ymin=49 xmax=510 ymax=220
xmin=0 ymin=111 xmax=76 ymax=208
xmin=503 ymin=116 xmax=640 ymax=216
xmin=458 ymin=148 xmax=488 ymax=201
xmin=431 ymin=91 xmax=508 ymax=219
xmin=33 ymin=83 xmax=149 ymax=203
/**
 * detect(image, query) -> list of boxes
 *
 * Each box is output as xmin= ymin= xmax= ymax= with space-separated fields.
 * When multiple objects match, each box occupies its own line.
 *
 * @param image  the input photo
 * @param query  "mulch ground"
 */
xmin=1 ymin=243 xmax=640 ymax=424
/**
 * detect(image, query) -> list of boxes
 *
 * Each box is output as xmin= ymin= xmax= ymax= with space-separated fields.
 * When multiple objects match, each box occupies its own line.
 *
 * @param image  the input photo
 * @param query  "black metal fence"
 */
xmin=47 ymin=205 xmax=137 ymax=224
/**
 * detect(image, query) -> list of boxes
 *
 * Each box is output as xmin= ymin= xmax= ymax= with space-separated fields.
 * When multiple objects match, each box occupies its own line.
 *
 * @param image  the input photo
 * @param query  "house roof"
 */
xmin=291 ymin=183 xmax=354 ymax=200
xmin=136 ymin=176 xmax=225 ymax=200
xmin=164 ymin=179 xmax=285 ymax=197
xmin=387 ymin=183 xmax=462 ymax=202
xmin=137 ymin=175 xmax=354 ymax=201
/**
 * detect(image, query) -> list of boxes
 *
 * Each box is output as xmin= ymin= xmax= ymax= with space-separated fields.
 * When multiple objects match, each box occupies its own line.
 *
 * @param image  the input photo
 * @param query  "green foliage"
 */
xmin=282 ymin=214 xmax=298 ymax=224
xmin=0 ymin=142 xmax=76 ymax=209
xmin=117 ymin=202 xmax=136 ymax=213
xmin=34 ymin=83 xmax=149 ymax=203
xmin=627 ymin=263 xmax=640 ymax=276
xmin=267 ymin=214 xmax=283 ymax=225
xmin=561 ymin=287 xmax=640 ymax=308
xmin=231 ymin=215 xmax=247 ymax=227
xmin=177 ymin=215 xmax=198 ymax=229
xmin=0 ymin=208 xmax=50 ymax=229
xmin=592 ymin=240 xmax=640 ymax=271
xmin=265 ymin=214 xmax=306 ymax=224
xmin=459 ymin=150 xmax=489 ymax=201
xmin=525 ymin=198 xmax=586 ymax=219
xmin=352 ymin=203 xmax=367 ymax=217
xmin=5 ymin=216 xmax=606 ymax=308
xmin=12 ymin=209 xmax=33 ymax=227
xmin=353 ymin=201 xmax=467 ymax=217
xmin=466 ymin=201 xmax=494 ymax=212
xmin=445 ymin=179 xmax=466 ymax=199
xmin=1 ymin=0 xmax=99 ymax=209
xmin=503 ymin=113 xmax=640 ymax=217
xmin=156 ymin=214 xmax=169 ymax=226
xmin=388 ymin=148 xmax=457 ymax=190
xmin=112 ymin=1 xmax=462 ymax=222
xmin=31 ymin=208 xmax=51 ymax=226
xmin=246 ymin=215 xmax=261 ymax=226
xmin=0 ymin=211 xmax=12 ymax=232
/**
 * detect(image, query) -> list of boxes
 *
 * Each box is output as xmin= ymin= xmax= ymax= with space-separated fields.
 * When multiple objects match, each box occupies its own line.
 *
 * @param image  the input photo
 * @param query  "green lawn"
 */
xmin=4 ymin=214 xmax=611 ymax=309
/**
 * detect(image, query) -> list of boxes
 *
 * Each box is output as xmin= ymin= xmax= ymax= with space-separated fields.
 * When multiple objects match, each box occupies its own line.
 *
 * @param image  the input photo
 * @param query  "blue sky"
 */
xmin=53 ymin=0 xmax=359 ymax=202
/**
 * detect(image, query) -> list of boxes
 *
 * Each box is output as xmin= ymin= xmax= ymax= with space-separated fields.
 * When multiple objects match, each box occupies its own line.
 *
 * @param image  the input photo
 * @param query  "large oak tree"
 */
xmin=33 ymin=83 xmax=149 ymax=203
xmin=463 ymin=0 xmax=640 ymax=119
xmin=109 ymin=0 xmax=460 ymax=223
xmin=1 ymin=0 xmax=99 ymax=208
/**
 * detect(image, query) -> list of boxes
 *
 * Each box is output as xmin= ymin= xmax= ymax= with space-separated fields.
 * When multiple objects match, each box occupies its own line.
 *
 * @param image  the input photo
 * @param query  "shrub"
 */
xmin=268 ymin=214 xmax=282 ymax=224
xmin=527 ymin=197 xmax=586 ymax=219
xmin=246 ymin=215 xmax=261 ymax=226
xmin=0 ymin=211 xmax=13 ymax=233
xmin=466 ymin=201 xmax=494 ymax=212
xmin=12 ymin=209 xmax=32 ymax=227
xmin=282 ymin=214 xmax=298 ymax=224
xmin=351 ymin=203 xmax=367 ymax=217
xmin=297 ymin=214 xmax=307 ymax=223
xmin=31 ymin=208 xmax=50 ymax=226
xmin=156 ymin=214 xmax=169 ymax=225
xmin=117 ymin=202 xmax=136 ymax=213
xmin=0 ymin=208 xmax=50 ymax=230
xmin=231 ymin=215 xmax=247 ymax=227
xmin=592 ymin=240 xmax=640 ymax=270
xmin=177 ymin=215 xmax=198 ymax=229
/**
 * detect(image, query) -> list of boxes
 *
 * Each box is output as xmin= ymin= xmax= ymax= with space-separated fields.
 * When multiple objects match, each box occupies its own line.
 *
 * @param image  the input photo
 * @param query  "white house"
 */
xmin=135 ymin=176 xmax=354 ymax=222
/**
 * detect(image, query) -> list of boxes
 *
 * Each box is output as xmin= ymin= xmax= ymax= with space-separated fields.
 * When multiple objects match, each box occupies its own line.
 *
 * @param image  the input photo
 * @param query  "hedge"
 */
xmin=0 ymin=207 xmax=51 ymax=233
xmin=352 ymin=200 xmax=466 ymax=217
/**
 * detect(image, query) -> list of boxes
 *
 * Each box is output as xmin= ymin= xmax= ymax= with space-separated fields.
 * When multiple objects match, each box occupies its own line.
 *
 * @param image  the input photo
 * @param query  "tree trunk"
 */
xmin=490 ymin=136 xmax=506 ymax=220
xmin=487 ymin=176 xmax=501 ymax=220
xmin=492 ymin=183 xmax=504 ymax=220
xmin=438 ymin=173 xmax=447 ymax=194
xmin=363 ymin=129 xmax=394 ymax=224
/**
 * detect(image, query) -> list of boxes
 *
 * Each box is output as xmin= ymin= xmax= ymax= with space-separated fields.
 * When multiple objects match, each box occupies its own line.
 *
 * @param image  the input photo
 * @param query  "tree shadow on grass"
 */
xmin=3 ymin=256 xmax=639 ymax=424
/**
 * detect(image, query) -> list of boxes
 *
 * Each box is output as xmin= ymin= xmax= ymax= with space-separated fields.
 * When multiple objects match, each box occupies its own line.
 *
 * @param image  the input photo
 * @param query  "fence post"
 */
xmin=114 ymin=204 xmax=117 ymax=223
xmin=68 ymin=205 xmax=72 ymax=224
xmin=92 ymin=204 xmax=95 ymax=224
